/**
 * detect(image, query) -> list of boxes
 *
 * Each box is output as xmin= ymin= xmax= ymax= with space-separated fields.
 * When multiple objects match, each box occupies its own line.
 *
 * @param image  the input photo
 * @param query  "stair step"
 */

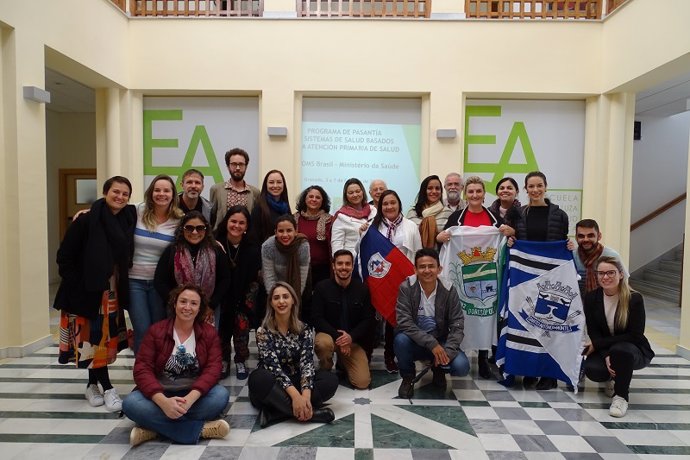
xmin=643 ymin=268 xmax=681 ymax=285
xmin=656 ymin=259 xmax=682 ymax=275
xmin=629 ymin=279 xmax=680 ymax=303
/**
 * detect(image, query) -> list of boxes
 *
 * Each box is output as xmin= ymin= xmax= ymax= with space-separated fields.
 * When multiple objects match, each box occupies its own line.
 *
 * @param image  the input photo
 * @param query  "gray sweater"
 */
xmin=261 ymin=236 xmax=310 ymax=295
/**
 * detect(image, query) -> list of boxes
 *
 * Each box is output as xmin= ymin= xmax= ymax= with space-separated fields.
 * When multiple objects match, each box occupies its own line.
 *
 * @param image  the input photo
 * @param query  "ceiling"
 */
xmin=44 ymin=67 xmax=690 ymax=118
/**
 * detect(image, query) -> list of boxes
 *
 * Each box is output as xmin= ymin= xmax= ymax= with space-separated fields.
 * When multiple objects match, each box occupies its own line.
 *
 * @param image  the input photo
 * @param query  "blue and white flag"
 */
xmin=439 ymin=226 xmax=505 ymax=350
xmin=496 ymin=240 xmax=584 ymax=389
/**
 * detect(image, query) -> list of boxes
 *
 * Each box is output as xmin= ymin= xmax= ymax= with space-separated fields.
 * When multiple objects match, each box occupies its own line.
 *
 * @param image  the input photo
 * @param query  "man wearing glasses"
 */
xmin=210 ymin=148 xmax=260 ymax=230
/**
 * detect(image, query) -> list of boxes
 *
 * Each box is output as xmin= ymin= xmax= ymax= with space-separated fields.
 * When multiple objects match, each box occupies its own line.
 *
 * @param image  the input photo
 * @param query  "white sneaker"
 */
xmin=609 ymin=395 xmax=628 ymax=417
xmin=103 ymin=388 xmax=123 ymax=412
xmin=85 ymin=384 xmax=104 ymax=407
xmin=605 ymin=379 xmax=615 ymax=398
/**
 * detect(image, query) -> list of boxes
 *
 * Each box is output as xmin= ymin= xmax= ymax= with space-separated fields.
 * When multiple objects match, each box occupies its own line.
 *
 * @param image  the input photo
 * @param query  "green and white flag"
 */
xmin=439 ymin=226 xmax=505 ymax=350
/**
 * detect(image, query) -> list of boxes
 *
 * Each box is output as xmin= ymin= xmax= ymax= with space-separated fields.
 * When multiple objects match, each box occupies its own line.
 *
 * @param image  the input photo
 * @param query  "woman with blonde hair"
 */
xmin=248 ymin=282 xmax=338 ymax=428
xmin=129 ymin=174 xmax=184 ymax=354
xmin=583 ymin=256 xmax=654 ymax=418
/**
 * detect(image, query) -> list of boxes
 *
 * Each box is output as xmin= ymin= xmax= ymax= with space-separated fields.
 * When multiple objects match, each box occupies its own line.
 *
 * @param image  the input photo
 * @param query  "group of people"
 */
xmin=52 ymin=148 xmax=654 ymax=448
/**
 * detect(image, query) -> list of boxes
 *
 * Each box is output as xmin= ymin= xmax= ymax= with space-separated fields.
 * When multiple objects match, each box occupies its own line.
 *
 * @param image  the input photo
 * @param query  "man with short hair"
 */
xmin=178 ymin=169 xmax=214 ymax=224
xmin=394 ymin=248 xmax=469 ymax=398
xmin=209 ymin=147 xmax=260 ymax=229
xmin=444 ymin=173 xmax=465 ymax=212
xmin=573 ymin=218 xmax=627 ymax=296
xmin=312 ymin=250 xmax=376 ymax=390
xmin=368 ymin=179 xmax=387 ymax=208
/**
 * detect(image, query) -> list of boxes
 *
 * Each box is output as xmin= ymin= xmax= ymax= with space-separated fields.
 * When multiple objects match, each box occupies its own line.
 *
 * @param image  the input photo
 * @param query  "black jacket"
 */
xmin=53 ymin=200 xmax=136 ymax=319
xmin=444 ymin=205 xmax=502 ymax=230
xmin=584 ymin=288 xmax=654 ymax=361
xmin=515 ymin=199 xmax=568 ymax=241
xmin=310 ymin=278 xmax=376 ymax=347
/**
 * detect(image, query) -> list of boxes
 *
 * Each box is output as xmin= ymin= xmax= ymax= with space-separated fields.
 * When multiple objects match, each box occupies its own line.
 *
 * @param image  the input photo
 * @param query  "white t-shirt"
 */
xmin=416 ymin=283 xmax=438 ymax=333
xmin=129 ymin=202 xmax=179 ymax=280
xmin=603 ymin=293 xmax=619 ymax=335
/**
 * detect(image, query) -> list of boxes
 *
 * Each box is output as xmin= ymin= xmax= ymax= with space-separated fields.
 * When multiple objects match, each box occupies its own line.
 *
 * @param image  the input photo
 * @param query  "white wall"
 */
xmin=629 ymin=111 xmax=690 ymax=271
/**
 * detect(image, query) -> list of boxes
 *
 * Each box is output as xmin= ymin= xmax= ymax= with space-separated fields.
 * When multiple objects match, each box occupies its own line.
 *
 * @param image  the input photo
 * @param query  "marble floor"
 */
xmin=1 ymin=295 xmax=688 ymax=459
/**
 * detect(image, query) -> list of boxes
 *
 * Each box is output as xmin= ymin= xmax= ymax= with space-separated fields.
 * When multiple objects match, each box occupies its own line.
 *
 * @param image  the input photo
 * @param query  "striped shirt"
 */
xmin=129 ymin=203 xmax=179 ymax=280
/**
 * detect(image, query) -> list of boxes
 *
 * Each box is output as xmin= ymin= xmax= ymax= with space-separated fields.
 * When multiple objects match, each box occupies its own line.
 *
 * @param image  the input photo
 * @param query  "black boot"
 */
xmin=478 ymin=350 xmax=492 ymax=379
xmin=309 ymin=407 xmax=335 ymax=424
xmin=259 ymin=383 xmax=294 ymax=428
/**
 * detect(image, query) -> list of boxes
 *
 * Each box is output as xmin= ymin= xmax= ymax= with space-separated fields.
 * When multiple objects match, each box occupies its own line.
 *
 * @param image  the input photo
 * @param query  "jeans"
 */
xmin=394 ymin=332 xmax=470 ymax=378
xmin=129 ymin=278 xmax=167 ymax=354
xmin=123 ymin=385 xmax=229 ymax=445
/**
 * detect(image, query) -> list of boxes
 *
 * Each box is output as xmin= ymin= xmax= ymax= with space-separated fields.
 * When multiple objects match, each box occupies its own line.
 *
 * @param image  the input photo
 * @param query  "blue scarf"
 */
xmin=267 ymin=195 xmax=290 ymax=215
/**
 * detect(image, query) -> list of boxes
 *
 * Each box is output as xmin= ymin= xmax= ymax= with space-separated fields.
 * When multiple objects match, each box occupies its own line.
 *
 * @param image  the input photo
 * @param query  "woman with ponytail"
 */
xmin=582 ymin=256 xmax=654 ymax=418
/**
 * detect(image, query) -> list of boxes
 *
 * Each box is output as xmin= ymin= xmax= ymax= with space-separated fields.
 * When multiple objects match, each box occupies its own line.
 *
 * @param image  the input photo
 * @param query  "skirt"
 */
xmin=58 ymin=278 xmax=128 ymax=369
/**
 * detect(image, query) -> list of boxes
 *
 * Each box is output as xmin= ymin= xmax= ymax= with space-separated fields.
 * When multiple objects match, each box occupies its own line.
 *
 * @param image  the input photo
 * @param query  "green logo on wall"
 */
xmin=143 ymin=109 xmax=224 ymax=183
xmin=464 ymin=105 xmax=540 ymax=193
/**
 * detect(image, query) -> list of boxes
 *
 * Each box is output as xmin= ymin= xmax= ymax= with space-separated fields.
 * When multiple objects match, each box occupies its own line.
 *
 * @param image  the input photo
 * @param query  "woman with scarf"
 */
xmin=371 ymin=190 xmax=422 ymax=373
xmin=487 ymin=177 xmax=522 ymax=229
xmin=251 ymin=170 xmax=291 ymax=244
xmin=54 ymin=176 xmax=137 ymax=413
xmin=407 ymin=175 xmax=453 ymax=248
xmin=154 ymin=211 xmax=231 ymax=328
xmin=215 ymin=205 xmax=261 ymax=380
xmin=331 ymin=178 xmax=377 ymax=257
xmin=437 ymin=176 xmax=514 ymax=379
xmin=262 ymin=214 xmax=311 ymax=317
xmin=294 ymin=185 xmax=333 ymax=286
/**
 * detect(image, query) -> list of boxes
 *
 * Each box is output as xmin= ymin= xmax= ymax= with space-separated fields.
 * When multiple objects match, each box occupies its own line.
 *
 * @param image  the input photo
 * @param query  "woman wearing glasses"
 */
xmin=582 ymin=256 xmax=654 ymax=418
xmin=123 ymin=284 xmax=230 ymax=446
xmin=154 ymin=211 xmax=231 ymax=328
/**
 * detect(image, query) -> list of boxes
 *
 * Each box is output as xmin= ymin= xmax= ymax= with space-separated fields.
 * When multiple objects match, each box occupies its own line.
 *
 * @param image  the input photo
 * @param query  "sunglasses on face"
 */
xmin=183 ymin=225 xmax=207 ymax=233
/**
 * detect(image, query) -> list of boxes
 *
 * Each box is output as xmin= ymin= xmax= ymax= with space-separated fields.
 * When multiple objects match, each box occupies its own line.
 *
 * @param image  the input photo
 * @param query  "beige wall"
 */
xmin=1 ymin=0 xmax=690 ymax=353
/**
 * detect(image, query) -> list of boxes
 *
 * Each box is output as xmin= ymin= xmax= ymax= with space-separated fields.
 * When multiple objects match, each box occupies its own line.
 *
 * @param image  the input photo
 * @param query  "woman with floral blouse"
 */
xmin=247 ymin=282 xmax=338 ymax=428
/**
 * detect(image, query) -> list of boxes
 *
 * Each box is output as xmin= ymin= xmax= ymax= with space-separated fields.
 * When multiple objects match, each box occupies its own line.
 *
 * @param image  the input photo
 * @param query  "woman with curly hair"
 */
xmin=294 ymin=185 xmax=333 ymax=286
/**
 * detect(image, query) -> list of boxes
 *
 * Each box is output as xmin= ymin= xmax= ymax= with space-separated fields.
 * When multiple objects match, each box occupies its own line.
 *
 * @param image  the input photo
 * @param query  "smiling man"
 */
xmin=178 ymin=169 xmax=214 ymax=224
xmin=311 ymin=249 xmax=376 ymax=390
xmin=394 ymin=248 xmax=469 ymax=399
xmin=573 ymin=219 xmax=627 ymax=297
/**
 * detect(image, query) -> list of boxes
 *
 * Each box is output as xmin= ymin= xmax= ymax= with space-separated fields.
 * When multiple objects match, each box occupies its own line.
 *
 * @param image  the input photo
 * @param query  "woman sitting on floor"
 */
xmin=123 ymin=284 xmax=230 ymax=446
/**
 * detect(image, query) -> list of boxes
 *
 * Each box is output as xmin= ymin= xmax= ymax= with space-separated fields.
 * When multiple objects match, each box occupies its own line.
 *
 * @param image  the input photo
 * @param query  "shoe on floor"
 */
xmin=85 ymin=384 xmax=104 ymax=407
xmin=536 ymin=377 xmax=557 ymax=390
xmin=385 ymin=357 xmax=398 ymax=374
xmin=201 ymin=419 xmax=230 ymax=439
xmin=130 ymin=426 xmax=157 ymax=447
xmin=522 ymin=376 xmax=538 ymax=389
xmin=478 ymin=357 xmax=492 ymax=379
xmin=605 ymin=378 xmax=615 ymax=398
xmin=398 ymin=376 xmax=415 ymax=399
xmin=431 ymin=366 xmax=447 ymax=389
xmin=103 ymin=388 xmax=122 ymax=412
xmin=310 ymin=407 xmax=335 ymax=424
xmin=609 ymin=395 xmax=628 ymax=417
xmin=236 ymin=362 xmax=248 ymax=380
xmin=221 ymin=361 xmax=230 ymax=379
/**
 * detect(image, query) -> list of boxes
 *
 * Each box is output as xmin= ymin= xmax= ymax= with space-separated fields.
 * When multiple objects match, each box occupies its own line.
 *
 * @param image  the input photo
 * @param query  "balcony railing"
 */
xmin=297 ymin=0 xmax=430 ymax=17
xmin=465 ymin=1 xmax=601 ymax=19
xmin=126 ymin=0 xmax=264 ymax=17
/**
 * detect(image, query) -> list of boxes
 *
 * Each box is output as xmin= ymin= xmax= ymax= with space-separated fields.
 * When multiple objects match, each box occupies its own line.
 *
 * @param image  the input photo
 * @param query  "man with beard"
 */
xmin=210 ymin=147 xmax=260 ymax=230
xmin=444 ymin=172 xmax=465 ymax=212
xmin=178 ymin=169 xmax=214 ymax=224
xmin=573 ymin=218 xmax=627 ymax=297
xmin=311 ymin=249 xmax=376 ymax=389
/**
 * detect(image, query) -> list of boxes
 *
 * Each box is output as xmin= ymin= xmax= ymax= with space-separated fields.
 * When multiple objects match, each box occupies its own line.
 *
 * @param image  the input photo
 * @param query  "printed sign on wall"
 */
xmin=464 ymin=99 xmax=585 ymax=235
xmin=143 ymin=97 xmax=259 ymax=198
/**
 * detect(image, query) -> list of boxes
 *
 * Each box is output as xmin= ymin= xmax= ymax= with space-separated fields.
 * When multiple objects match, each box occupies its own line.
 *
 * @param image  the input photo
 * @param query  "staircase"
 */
xmin=630 ymin=245 xmax=683 ymax=305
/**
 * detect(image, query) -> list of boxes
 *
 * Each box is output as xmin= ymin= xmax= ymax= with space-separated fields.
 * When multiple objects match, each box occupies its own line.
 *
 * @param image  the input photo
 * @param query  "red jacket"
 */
xmin=133 ymin=318 xmax=222 ymax=399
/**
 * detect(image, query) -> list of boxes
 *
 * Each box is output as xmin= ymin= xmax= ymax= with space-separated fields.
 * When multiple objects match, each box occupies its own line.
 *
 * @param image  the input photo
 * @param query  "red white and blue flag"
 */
xmin=357 ymin=226 xmax=415 ymax=327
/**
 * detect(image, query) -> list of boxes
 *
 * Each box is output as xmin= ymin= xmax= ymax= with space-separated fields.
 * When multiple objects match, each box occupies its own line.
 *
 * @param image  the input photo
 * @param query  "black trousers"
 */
xmin=248 ymin=368 xmax=338 ymax=409
xmin=584 ymin=341 xmax=650 ymax=400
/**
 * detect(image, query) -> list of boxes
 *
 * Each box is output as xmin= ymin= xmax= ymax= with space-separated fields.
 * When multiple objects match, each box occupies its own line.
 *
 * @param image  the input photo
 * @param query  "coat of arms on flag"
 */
xmin=439 ymin=226 xmax=505 ymax=350
xmin=496 ymin=240 xmax=584 ymax=389
xmin=367 ymin=252 xmax=392 ymax=279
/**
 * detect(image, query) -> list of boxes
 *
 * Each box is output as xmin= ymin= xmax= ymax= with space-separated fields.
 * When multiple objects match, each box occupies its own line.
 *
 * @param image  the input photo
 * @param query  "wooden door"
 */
xmin=59 ymin=169 xmax=97 ymax=238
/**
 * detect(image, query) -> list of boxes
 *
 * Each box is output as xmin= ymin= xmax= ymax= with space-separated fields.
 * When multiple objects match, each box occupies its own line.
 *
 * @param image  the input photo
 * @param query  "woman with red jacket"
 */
xmin=123 ymin=284 xmax=230 ymax=447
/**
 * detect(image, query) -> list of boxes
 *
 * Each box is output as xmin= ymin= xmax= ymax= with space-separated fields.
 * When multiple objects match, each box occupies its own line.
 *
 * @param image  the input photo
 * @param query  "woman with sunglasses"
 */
xmin=582 ymin=256 xmax=654 ymax=418
xmin=154 ymin=211 xmax=231 ymax=328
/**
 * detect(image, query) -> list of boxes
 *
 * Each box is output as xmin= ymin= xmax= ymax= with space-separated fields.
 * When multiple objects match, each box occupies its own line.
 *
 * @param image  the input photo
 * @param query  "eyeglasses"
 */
xmin=183 ymin=225 xmax=207 ymax=233
xmin=596 ymin=270 xmax=618 ymax=278
xmin=229 ymin=162 xmax=246 ymax=169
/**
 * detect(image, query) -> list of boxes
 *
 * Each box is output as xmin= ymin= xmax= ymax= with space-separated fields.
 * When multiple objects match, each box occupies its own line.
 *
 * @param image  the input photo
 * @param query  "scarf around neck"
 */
xmin=419 ymin=201 xmax=444 ymax=248
xmin=578 ymin=243 xmax=604 ymax=293
xmin=383 ymin=214 xmax=403 ymax=242
xmin=296 ymin=210 xmax=332 ymax=241
xmin=275 ymin=233 xmax=309 ymax=300
xmin=335 ymin=204 xmax=371 ymax=220
xmin=174 ymin=243 xmax=217 ymax=300
xmin=267 ymin=195 xmax=290 ymax=215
